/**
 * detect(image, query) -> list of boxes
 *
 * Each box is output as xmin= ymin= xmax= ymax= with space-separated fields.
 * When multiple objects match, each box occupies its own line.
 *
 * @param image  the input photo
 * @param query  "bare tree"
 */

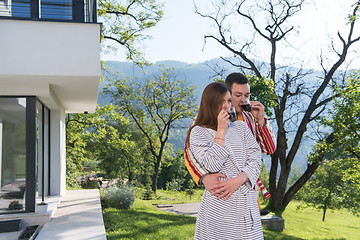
xmin=194 ymin=0 xmax=360 ymax=212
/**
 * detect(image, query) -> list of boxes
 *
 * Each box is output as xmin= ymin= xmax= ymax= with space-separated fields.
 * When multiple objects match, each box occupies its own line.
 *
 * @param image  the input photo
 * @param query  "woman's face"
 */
xmin=220 ymin=91 xmax=232 ymax=112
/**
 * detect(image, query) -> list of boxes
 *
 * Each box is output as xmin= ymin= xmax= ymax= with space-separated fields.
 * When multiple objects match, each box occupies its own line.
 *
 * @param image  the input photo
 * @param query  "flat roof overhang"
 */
xmin=0 ymin=19 xmax=101 ymax=113
xmin=0 ymin=74 xmax=100 ymax=113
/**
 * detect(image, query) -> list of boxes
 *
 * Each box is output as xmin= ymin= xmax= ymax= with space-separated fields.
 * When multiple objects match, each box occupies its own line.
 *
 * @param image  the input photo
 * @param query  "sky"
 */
xmin=101 ymin=0 xmax=360 ymax=70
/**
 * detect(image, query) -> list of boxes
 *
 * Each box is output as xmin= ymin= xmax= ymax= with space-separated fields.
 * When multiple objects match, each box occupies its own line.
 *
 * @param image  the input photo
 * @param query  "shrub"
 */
xmin=166 ymin=178 xmax=183 ymax=191
xmin=101 ymin=185 xmax=135 ymax=209
xmin=141 ymin=188 xmax=155 ymax=200
xmin=81 ymin=176 xmax=99 ymax=189
xmin=8 ymin=200 xmax=23 ymax=210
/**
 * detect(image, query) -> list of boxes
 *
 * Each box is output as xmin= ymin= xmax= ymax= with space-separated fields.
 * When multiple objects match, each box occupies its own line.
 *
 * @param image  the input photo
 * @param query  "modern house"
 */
xmin=0 ymin=0 xmax=101 ymax=216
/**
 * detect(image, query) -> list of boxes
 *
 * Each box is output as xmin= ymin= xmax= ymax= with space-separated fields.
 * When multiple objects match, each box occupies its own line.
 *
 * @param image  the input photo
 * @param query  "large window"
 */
xmin=8 ymin=0 xmax=72 ymax=20
xmin=41 ymin=0 xmax=73 ymax=20
xmin=1 ymin=0 xmax=97 ymax=22
xmin=36 ymin=100 xmax=50 ymax=201
xmin=0 ymin=98 xmax=27 ymax=213
xmin=0 ymin=97 xmax=50 ymax=214
xmin=9 ymin=0 xmax=31 ymax=18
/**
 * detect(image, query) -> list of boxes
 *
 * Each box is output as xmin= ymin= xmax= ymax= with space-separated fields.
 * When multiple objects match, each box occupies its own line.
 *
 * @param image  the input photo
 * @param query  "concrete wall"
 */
xmin=50 ymin=109 xmax=66 ymax=196
xmin=0 ymin=19 xmax=100 ymax=78
xmin=0 ymin=19 xmax=101 ymax=113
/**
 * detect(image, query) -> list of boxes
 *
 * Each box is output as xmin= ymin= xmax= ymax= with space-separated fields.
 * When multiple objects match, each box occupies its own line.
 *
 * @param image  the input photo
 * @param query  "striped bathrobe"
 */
xmin=185 ymin=112 xmax=276 ymax=185
xmin=189 ymin=121 xmax=263 ymax=239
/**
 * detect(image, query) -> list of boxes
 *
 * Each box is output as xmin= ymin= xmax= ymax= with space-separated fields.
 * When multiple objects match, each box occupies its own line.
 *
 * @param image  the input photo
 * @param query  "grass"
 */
xmin=102 ymin=188 xmax=360 ymax=240
xmin=103 ymin=200 xmax=196 ymax=240
xmin=103 ymin=188 xmax=202 ymax=240
xmin=135 ymin=188 xmax=204 ymax=204
xmin=266 ymin=201 xmax=360 ymax=240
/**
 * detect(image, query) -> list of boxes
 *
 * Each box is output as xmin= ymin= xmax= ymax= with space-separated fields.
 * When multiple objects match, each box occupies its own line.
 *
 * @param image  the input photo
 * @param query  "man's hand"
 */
xmin=250 ymin=101 xmax=265 ymax=126
xmin=202 ymin=173 xmax=228 ymax=196
xmin=213 ymin=173 xmax=249 ymax=200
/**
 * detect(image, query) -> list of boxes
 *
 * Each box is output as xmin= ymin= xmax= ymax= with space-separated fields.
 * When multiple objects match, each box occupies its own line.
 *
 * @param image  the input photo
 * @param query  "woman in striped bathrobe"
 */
xmin=187 ymin=82 xmax=263 ymax=240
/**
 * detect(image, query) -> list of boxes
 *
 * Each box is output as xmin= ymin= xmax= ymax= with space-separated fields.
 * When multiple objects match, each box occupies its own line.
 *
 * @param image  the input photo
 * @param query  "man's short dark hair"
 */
xmin=225 ymin=73 xmax=249 ymax=88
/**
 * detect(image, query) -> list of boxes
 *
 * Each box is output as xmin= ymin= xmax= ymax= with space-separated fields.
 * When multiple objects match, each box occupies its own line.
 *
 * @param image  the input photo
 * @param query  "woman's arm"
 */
xmin=213 ymin=122 xmax=262 ymax=200
xmin=189 ymin=126 xmax=229 ymax=173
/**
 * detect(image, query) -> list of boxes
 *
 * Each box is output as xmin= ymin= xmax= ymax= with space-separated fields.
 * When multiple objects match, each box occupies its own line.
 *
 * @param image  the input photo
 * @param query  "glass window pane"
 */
xmin=0 ymin=98 xmax=26 ymax=213
xmin=11 ymin=0 xmax=31 ymax=18
xmin=36 ymin=101 xmax=50 ymax=201
xmin=36 ymin=101 xmax=43 ymax=200
xmin=44 ymin=107 xmax=49 ymax=196
xmin=41 ymin=0 xmax=72 ymax=20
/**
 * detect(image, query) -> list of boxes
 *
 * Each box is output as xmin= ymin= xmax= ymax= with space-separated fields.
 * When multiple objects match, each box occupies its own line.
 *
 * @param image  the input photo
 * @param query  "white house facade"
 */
xmin=0 ymin=0 xmax=101 ymax=214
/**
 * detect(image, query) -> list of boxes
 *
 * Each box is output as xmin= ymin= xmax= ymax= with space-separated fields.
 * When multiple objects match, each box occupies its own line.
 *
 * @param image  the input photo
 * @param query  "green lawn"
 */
xmin=268 ymin=201 xmax=360 ymax=240
xmin=102 ymin=189 xmax=360 ymax=240
xmin=135 ymin=188 xmax=204 ymax=204
xmin=103 ymin=200 xmax=196 ymax=240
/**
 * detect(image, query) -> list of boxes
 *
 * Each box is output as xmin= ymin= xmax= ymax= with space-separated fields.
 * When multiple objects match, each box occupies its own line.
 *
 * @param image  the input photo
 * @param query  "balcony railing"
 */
xmin=0 ymin=0 xmax=97 ymax=23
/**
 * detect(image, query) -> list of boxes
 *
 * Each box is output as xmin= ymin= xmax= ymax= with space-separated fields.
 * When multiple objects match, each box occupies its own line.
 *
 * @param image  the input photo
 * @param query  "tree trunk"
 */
xmin=269 ymin=100 xmax=288 ymax=211
xmin=151 ymin=173 xmax=158 ymax=193
xmin=269 ymin=133 xmax=335 ymax=211
xmin=269 ymin=159 xmax=291 ymax=212
xmin=151 ymin=156 xmax=162 ymax=192
xmin=127 ymin=161 xmax=133 ymax=186
xmin=322 ymin=205 xmax=327 ymax=222
xmin=283 ymin=162 xmax=320 ymax=208
xmin=269 ymin=153 xmax=279 ymax=208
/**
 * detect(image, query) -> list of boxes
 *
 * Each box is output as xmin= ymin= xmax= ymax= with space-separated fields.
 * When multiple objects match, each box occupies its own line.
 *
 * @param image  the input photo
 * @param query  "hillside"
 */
xmin=98 ymin=59 xmax=336 ymax=172
xmin=99 ymin=60 xmax=222 ymax=105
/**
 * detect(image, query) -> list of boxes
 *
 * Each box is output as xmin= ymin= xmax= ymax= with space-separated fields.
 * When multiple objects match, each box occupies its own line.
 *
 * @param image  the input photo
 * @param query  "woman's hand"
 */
xmin=215 ymin=110 xmax=229 ymax=146
xmin=217 ymin=109 xmax=229 ymax=133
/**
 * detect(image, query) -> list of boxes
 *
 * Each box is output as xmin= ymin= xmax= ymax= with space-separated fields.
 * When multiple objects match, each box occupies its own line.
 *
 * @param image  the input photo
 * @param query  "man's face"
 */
xmin=231 ymin=83 xmax=250 ymax=113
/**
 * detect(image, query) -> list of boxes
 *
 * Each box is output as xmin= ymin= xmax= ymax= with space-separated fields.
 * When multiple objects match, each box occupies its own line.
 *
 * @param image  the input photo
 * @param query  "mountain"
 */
xmin=99 ymin=59 xmax=225 ymax=105
xmin=98 ymin=59 xmax=340 ymax=172
xmin=99 ymin=60 xmax=220 ymax=157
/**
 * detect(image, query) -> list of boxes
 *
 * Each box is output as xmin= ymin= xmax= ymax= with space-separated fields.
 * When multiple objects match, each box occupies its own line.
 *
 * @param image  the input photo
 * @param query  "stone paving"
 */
xmin=36 ymin=189 xmax=106 ymax=240
xmin=0 ymin=190 xmax=106 ymax=240
xmin=156 ymin=202 xmax=201 ymax=217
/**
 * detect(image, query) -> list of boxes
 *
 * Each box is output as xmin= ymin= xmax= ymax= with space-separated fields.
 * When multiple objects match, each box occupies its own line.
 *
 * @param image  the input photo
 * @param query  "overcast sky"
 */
xmin=101 ymin=0 xmax=360 ymax=69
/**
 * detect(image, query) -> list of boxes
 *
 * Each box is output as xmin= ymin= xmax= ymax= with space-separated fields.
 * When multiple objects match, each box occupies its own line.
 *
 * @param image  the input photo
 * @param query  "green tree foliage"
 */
xmin=66 ymin=105 xmax=152 ymax=187
xmin=323 ymin=71 xmax=360 ymax=159
xmin=66 ymin=0 xmax=164 ymax=187
xmin=290 ymin=71 xmax=360 ymax=216
xmin=104 ymin=67 xmax=198 ymax=192
xmin=66 ymin=113 xmax=98 ymax=187
xmin=296 ymin=72 xmax=360 ymax=221
xmin=85 ymin=105 xmax=145 ymax=183
xmin=98 ymin=0 xmax=164 ymax=65
xmin=157 ymin=149 xmax=193 ymax=191
xmin=247 ymin=75 xmax=277 ymax=117
xmin=296 ymin=158 xmax=360 ymax=221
